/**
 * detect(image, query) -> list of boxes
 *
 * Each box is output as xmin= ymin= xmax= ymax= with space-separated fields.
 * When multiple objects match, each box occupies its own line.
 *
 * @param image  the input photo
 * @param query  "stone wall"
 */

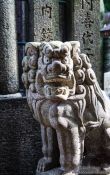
xmin=0 ymin=97 xmax=42 ymax=175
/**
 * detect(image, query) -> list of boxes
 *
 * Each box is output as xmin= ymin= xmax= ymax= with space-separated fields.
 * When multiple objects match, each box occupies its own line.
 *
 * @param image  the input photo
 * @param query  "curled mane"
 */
xmin=72 ymin=52 xmax=106 ymax=120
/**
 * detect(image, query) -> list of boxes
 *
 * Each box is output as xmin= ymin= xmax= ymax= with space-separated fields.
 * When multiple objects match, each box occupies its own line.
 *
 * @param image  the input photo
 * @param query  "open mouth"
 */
xmin=42 ymin=74 xmax=75 ymax=100
xmin=43 ymin=74 xmax=74 ymax=88
xmin=36 ymin=71 xmax=75 ymax=100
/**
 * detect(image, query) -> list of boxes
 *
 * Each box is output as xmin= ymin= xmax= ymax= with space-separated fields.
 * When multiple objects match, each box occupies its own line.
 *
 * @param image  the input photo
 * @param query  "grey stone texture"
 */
xmin=0 ymin=97 xmax=42 ymax=175
xmin=69 ymin=0 xmax=102 ymax=86
xmin=36 ymin=168 xmax=63 ymax=175
xmin=0 ymin=0 xmax=19 ymax=94
xmin=28 ymin=0 xmax=60 ymax=42
xmin=23 ymin=41 xmax=110 ymax=174
xmin=0 ymin=1 xmax=104 ymax=175
xmin=59 ymin=1 xmax=67 ymax=41
xmin=36 ymin=166 xmax=108 ymax=175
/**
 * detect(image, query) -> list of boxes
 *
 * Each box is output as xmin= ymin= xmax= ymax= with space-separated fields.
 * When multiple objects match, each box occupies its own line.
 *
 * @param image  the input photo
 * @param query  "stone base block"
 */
xmin=36 ymin=166 xmax=110 ymax=175
xmin=36 ymin=168 xmax=64 ymax=175
xmin=36 ymin=168 xmax=78 ymax=175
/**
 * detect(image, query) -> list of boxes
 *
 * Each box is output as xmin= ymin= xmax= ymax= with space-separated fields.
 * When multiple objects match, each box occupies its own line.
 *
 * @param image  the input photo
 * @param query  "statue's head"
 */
xmin=23 ymin=41 xmax=93 ymax=101
xmin=36 ymin=41 xmax=80 ymax=100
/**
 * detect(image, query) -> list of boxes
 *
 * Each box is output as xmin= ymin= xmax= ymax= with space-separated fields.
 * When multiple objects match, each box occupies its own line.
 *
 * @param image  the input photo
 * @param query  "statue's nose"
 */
xmin=47 ymin=61 xmax=67 ymax=74
xmin=53 ymin=61 xmax=62 ymax=73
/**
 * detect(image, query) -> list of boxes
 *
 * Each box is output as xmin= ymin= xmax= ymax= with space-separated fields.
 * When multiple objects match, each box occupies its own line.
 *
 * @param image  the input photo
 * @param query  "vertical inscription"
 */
xmin=81 ymin=0 xmax=94 ymax=58
xmin=72 ymin=0 xmax=101 ymax=83
xmin=40 ymin=3 xmax=53 ymax=41
xmin=33 ymin=0 xmax=59 ymax=42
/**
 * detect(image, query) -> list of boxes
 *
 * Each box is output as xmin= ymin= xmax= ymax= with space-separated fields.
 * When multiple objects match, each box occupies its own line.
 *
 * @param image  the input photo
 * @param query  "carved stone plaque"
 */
xmin=29 ymin=0 xmax=60 ymax=42
xmin=70 ymin=0 xmax=102 ymax=85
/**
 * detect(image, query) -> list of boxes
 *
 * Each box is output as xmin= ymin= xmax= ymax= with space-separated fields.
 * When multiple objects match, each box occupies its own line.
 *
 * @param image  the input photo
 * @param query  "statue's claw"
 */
xmin=37 ymin=157 xmax=53 ymax=172
xmin=101 ymin=164 xmax=110 ymax=174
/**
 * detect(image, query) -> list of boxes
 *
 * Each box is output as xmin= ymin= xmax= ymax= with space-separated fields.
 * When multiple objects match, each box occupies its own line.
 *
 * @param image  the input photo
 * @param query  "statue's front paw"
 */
xmin=37 ymin=157 xmax=53 ymax=172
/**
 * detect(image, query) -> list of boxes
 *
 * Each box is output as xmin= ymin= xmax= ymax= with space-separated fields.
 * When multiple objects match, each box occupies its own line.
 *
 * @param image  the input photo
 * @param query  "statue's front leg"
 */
xmin=101 ymin=119 xmax=110 ymax=173
xmin=56 ymin=125 xmax=81 ymax=174
xmin=37 ymin=125 xmax=59 ymax=172
xmin=37 ymin=125 xmax=48 ymax=172
xmin=49 ymin=103 xmax=84 ymax=174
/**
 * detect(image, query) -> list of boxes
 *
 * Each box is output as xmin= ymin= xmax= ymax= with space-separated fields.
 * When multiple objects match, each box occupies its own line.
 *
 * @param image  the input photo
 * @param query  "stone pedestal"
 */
xmin=69 ymin=0 xmax=102 ymax=85
xmin=36 ymin=166 xmax=107 ymax=175
xmin=28 ymin=0 xmax=60 ymax=41
xmin=36 ymin=168 xmax=63 ymax=175
xmin=0 ymin=0 xmax=19 ymax=94
xmin=36 ymin=168 xmax=79 ymax=175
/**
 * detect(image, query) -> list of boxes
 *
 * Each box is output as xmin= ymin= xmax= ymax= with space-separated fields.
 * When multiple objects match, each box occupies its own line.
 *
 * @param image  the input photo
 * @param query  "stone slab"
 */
xmin=69 ymin=0 xmax=102 ymax=86
xmin=28 ymin=0 xmax=60 ymax=41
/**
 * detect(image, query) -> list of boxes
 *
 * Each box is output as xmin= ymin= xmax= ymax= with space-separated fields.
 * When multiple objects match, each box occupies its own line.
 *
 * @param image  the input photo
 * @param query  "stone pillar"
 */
xmin=0 ymin=0 xmax=19 ymax=94
xmin=69 ymin=0 xmax=102 ymax=85
xmin=28 ymin=0 xmax=60 ymax=41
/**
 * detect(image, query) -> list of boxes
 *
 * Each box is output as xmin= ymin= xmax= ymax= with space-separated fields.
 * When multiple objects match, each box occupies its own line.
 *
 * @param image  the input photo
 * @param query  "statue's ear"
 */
xmin=25 ymin=42 xmax=41 ymax=56
xmin=70 ymin=41 xmax=80 ymax=58
xmin=39 ymin=42 xmax=47 ymax=52
xmin=23 ymin=42 xmax=40 ymax=71
xmin=22 ymin=42 xmax=40 ymax=91
xmin=40 ymin=42 xmax=53 ymax=57
xmin=61 ymin=42 xmax=72 ymax=55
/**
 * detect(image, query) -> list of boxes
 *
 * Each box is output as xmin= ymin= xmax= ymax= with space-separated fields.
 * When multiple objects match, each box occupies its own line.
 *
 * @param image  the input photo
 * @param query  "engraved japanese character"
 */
xmin=82 ymin=31 xmax=93 ymax=45
xmin=82 ymin=0 xmax=93 ymax=11
xmin=84 ymin=48 xmax=94 ymax=57
xmin=42 ymin=4 xmax=52 ymax=18
xmin=41 ymin=28 xmax=53 ymax=41
xmin=82 ymin=12 xmax=94 ymax=28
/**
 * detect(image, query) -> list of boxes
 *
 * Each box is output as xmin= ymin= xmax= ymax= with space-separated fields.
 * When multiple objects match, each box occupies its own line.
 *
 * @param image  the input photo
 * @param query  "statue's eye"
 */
xmin=43 ymin=56 xmax=51 ymax=64
xmin=62 ymin=57 xmax=69 ymax=64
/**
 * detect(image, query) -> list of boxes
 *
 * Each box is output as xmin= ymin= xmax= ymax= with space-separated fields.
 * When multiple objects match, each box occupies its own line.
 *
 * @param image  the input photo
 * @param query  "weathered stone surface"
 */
xmin=0 ymin=0 xmax=19 ymax=94
xmin=22 ymin=41 xmax=110 ymax=175
xmin=69 ymin=0 xmax=102 ymax=86
xmin=28 ymin=0 xmax=60 ymax=41
xmin=36 ymin=166 xmax=107 ymax=175
xmin=0 ymin=97 xmax=42 ymax=175
xmin=36 ymin=168 xmax=63 ymax=175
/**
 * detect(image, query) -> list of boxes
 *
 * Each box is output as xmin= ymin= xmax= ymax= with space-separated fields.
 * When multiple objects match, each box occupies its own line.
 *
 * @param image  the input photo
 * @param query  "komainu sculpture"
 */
xmin=22 ymin=41 xmax=110 ymax=175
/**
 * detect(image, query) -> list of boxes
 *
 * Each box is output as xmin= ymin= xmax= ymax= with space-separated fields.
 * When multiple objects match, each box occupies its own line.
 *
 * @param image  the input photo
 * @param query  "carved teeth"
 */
xmin=44 ymin=85 xmax=68 ymax=96
xmin=43 ymin=76 xmax=70 ymax=83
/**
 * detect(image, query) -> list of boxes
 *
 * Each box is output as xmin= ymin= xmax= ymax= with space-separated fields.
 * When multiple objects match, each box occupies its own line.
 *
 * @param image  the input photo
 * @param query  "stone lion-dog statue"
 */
xmin=22 ymin=41 xmax=110 ymax=175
